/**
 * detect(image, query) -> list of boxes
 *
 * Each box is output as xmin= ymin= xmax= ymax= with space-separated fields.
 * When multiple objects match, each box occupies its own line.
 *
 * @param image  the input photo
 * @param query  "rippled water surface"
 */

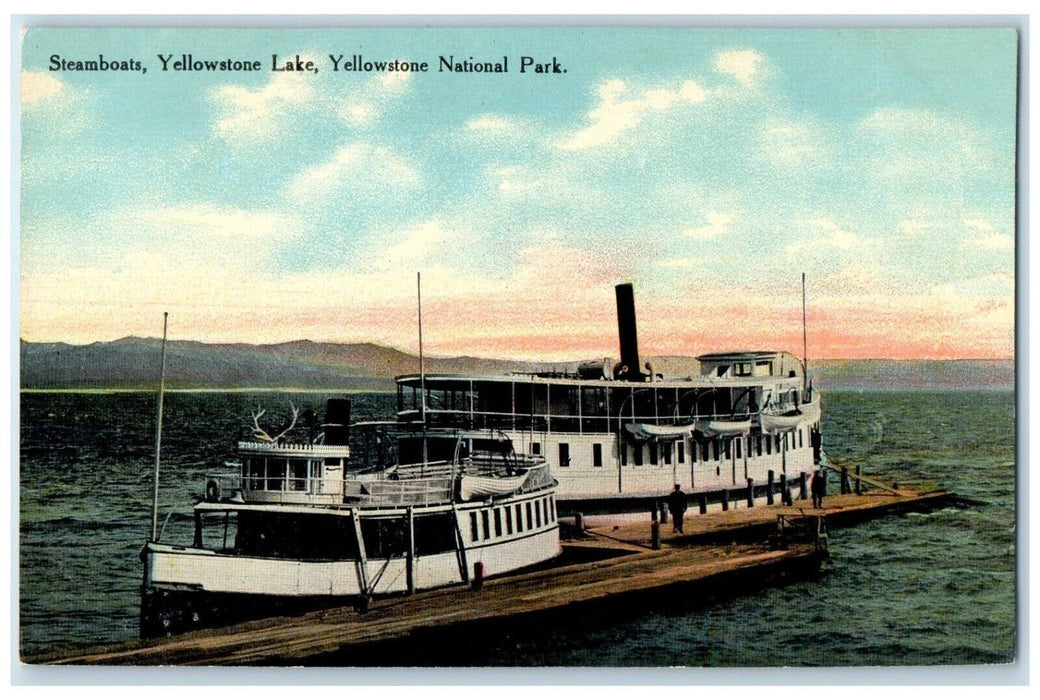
xmin=19 ymin=390 xmax=1016 ymax=665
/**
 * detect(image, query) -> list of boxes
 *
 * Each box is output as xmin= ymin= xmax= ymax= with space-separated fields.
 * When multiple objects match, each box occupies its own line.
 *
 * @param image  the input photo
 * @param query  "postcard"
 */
xmin=17 ymin=24 xmax=1018 ymax=672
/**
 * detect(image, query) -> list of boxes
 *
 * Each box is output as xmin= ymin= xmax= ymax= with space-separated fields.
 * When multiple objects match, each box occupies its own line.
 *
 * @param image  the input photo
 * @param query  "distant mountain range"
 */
xmin=19 ymin=337 xmax=1014 ymax=392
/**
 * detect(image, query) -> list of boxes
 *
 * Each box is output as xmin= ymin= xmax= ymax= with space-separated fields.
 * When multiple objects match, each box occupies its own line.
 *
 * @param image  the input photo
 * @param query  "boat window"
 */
xmin=735 ymin=439 xmax=742 ymax=460
xmin=724 ymin=440 xmax=731 ymax=461
xmin=765 ymin=437 xmax=772 ymax=455
xmin=515 ymin=504 xmax=524 ymax=532
xmin=481 ymin=510 xmax=490 ymax=540
xmin=678 ymin=441 xmax=685 ymax=464
xmin=593 ymin=443 xmax=603 ymax=467
xmin=323 ymin=458 xmax=340 ymax=467
xmin=620 ymin=444 xmax=628 ymax=466
xmin=664 ymin=443 xmax=672 ymax=465
xmin=548 ymin=498 xmax=555 ymax=522
xmin=799 ymin=429 xmax=804 ymax=449
xmin=633 ymin=444 xmax=644 ymax=466
xmin=361 ymin=517 xmax=410 ymax=559
xmin=775 ymin=435 xmax=782 ymax=453
xmin=756 ymin=436 xmax=763 ymax=457
xmin=531 ymin=442 xmax=541 ymax=455
xmin=559 ymin=443 xmax=571 ymax=467
xmin=549 ymin=385 xmax=579 ymax=417
xmin=246 ymin=457 xmax=265 ymax=491
xmin=267 ymin=458 xmax=287 ymax=491
xmin=649 ymin=442 xmax=658 ymax=465
xmin=235 ymin=512 xmax=359 ymax=560
xmin=505 ymin=506 xmax=513 ymax=535
xmin=735 ymin=362 xmax=753 ymax=377
xmin=493 ymin=509 xmax=502 ymax=537
xmin=414 ymin=513 xmax=457 ymax=555
xmin=470 ymin=512 xmax=479 ymax=542
xmin=289 ymin=458 xmax=308 ymax=491
xmin=195 ymin=511 xmax=239 ymax=552
xmin=526 ymin=502 xmax=533 ymax=530
xmin=535 ymin=500 xmax=542 ymax=528
xmin=754 ymin=361 xmax=773 ymax=376
xmin=700 ymin=440 xmax=709 ymax=462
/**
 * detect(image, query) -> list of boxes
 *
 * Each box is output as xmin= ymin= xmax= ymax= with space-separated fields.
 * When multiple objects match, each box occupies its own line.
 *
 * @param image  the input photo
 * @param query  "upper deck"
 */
xmin=394 ymin=351 xmax=810 ymax=434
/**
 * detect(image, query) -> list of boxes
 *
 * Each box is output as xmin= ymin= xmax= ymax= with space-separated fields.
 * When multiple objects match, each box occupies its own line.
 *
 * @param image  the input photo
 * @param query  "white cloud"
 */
xmin=285 ymin=143 xmax=418 ymax=203
xmin=378 ymin=220 xmax=455 ymax=269
xmin=714 ymin=49 xmax=763 ymax=85
xmin=965 ymin=218 xmax=995 ymax=232
xmin=211 ymin=70 xmax=316 ymax=142
xmin=758 ymin=122 xmax=825 ymax=165
xmin=682 ymin=212 xmax=732 ymax=240
xmin=336 ymin=72 xmax=412 ymax=127
xmin=20 ymin=71 xmax=64 ymax=107
xmin=133 ymin=204 xmax=290 ymax=240
xmin=974 ymin=234 xmax=1014 ymax=250
xmin=557 ymin=77 xmax=708 ymax=150
xmin=899 ymin=219 xmax=935 ymax=236
xmin=466 ymin=114 xmax=519 ymax=133
xmin=802 ymin=218 xmax=865 ymax=248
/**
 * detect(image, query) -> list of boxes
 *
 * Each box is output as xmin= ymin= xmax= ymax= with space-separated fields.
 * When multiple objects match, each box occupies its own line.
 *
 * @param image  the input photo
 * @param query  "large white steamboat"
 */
xmin=395 ymin=284 xmax=822 ymax=514
xmin=141 ymin=398 xmax=560 ymax=636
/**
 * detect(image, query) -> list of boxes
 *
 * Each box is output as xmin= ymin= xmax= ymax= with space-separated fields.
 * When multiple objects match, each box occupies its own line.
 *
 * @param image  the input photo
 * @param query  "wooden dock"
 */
xmin=30 ymin=485 xmax=964 ymax=666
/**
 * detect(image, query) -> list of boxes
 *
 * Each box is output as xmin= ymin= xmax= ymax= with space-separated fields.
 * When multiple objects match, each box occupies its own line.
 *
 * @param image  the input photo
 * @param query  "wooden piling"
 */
xmin=698 ymin=494 xmax=707 ymax=514
xmin=660 ymin=501 xmax=668 ymax=524
xmin=767 ymin=470 xmax=775 ymax=505
xmin=472 ymin=562 xmax=484 ymax=591
xmin=799 ymin=472 xmax=808 ymax=501
xmin=406 ymin=507 xmax=415 ymax=595
xmin=651 ymin=520 xmax=660 ymax=550
xmin=779 ymin=473 xmax=789 ymax=506
xmin=746 ymin=478 xmax=754 ymax=508
xmin=574 ymin=512 xmax=584 ymax=531
xmin=721 ymin=490 xmax=729 ymax=511
xmin=841 ymin=467 xmax=851 ymax=495
xmin=855 ymin=465 xmax=863 ymax=495
xmin=651 ymin=504 xmax=659 ymax=523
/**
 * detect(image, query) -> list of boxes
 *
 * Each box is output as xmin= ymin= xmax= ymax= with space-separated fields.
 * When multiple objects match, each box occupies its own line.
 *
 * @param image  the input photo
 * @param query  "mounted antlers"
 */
xmin=251 ymin=402 xmax=300 ymax=443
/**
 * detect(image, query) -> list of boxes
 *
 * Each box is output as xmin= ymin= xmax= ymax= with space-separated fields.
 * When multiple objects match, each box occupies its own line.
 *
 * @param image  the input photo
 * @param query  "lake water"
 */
xmin=18 ymin=390 xmax=1016 ymax=666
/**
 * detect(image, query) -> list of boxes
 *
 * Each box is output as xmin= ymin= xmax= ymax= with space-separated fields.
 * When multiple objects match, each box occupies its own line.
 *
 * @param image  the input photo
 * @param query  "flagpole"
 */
xmin=150 ymin=312 xmax=169 ymax=543
xmin=802 ymin=273 xmax=808 ymax=393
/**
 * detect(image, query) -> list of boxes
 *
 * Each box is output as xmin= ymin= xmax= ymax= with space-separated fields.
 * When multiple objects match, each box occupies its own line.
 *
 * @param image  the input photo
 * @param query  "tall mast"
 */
xmin=418 ymin=272 xmax=427 ymax=473
xmin=802 ymin=273 xmax=808 ymax=393
xmin=417 ymin=272 xmax=425 ymax=425
xmin=150 ymin=312 xmax=169 ymax=543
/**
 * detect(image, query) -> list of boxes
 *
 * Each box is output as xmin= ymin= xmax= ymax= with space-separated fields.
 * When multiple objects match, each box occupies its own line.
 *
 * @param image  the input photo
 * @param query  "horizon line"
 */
xmin=18 ymin=336 xmax=1015 ymax=364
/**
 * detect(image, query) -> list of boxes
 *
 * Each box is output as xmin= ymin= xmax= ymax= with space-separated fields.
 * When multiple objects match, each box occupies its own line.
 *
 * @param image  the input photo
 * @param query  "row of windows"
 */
xmin=468 ymin=496 xmax=556 ymax=543
xmin=528 ymin=428 xmax=807 ymax=468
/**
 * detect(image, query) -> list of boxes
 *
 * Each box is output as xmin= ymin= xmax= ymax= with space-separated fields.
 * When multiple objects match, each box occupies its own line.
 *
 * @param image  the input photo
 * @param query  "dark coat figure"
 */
xmin=667 ymin=484 xmax=688 ymax=533
xmin=811 ymin=470 xmax=826 ymax=509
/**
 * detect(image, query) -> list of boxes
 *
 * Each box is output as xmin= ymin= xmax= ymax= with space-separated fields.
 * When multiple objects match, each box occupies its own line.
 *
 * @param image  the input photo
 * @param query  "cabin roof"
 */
xmin=696 ymin=351 xmax=781 ymax=362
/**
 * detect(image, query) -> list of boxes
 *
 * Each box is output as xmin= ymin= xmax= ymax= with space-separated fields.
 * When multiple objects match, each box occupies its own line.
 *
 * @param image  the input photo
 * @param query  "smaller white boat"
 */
xmin=141 ymin=400 xmax=560 ymax=637
xmin=696 ymin=417 xmax=752 ymax=437
xmin=460 ymin=471 xmax=530 ymax=500
xmin=623 ymin=422 xmax=696 ymax=440
xmin=760 ymin=397 xmax=821 ymax=434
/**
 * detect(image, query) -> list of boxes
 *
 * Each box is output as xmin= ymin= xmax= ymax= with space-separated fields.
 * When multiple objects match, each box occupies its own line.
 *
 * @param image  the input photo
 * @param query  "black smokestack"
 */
xmin=615 ymin=283 xmax=646 ymax=381
xmin=323 ymin=397 xmax=351 ymax=445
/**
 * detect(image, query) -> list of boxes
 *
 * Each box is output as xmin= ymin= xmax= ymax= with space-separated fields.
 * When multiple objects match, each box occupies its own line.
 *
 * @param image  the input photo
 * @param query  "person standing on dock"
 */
xmin=668 ymin=484 xmax=688 ymax=533
xmin=811 ymin=469 xmax=826 ymax=509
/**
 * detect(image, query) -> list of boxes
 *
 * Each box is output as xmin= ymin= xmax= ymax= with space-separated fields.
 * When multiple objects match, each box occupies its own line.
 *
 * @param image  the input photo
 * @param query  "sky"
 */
xmin=18 ymin=27 xmax=1018 ymax=360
